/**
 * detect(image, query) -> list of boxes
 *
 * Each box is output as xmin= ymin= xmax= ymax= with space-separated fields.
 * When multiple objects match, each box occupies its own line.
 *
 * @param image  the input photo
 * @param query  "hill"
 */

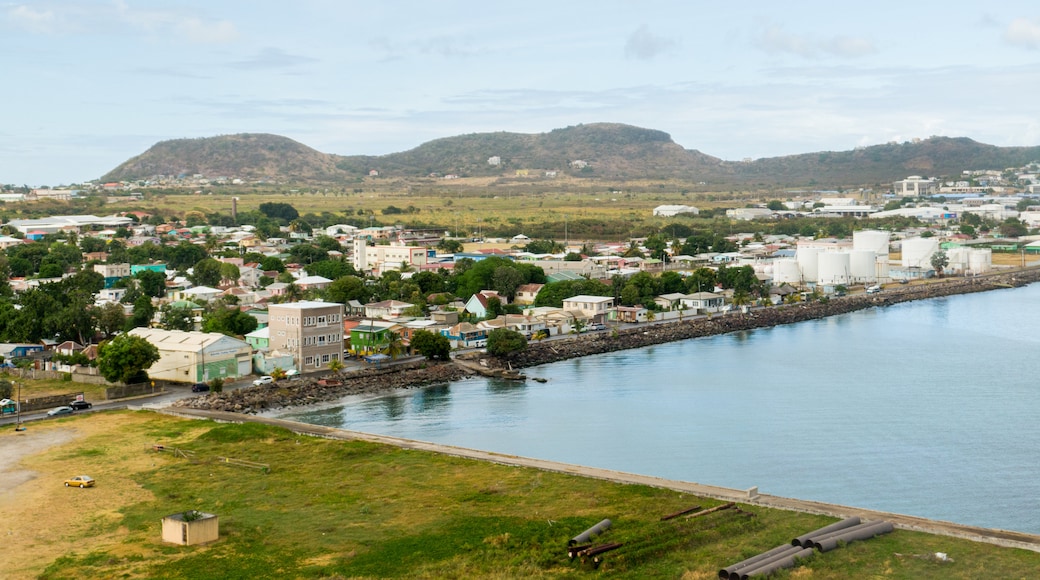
xmin=101 ymin=133 xmax=350 ymax=183
xmin=333 ymin=123 xmax=723 ymax=180
xmin=101 ymin=126 xmax=1040 ymax=187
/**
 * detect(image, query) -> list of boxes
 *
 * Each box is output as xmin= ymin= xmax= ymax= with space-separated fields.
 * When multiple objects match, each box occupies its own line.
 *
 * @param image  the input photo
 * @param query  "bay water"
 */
xmin=280 ymin=284 xmax=1040 ymax=533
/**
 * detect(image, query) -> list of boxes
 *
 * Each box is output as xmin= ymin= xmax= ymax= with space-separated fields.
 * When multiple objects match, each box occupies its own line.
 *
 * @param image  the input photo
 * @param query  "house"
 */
xmin=175 ymin=286 xmax=223 ymax=303
xmin=442 ymin=322 xmax=488 ymax=348
xmin=364 ymin=300 xmax=414 ymax=319
xmin=613 ymin=305 xmax=648 ymax=323
xmin=93 ymin=263 xmax=131 ymax=288
xmin=562 ymin=295 xmax=614 ymax=323
xmin=654 ymin=292 xmax=687 ymax=310
xmin=268 ymin=301 xmax=345 ymax=372
xmin=680 ymin=292 xmax=726 ymax=313
xmin=129 ymin=328 xmax=253 ymax=384
xmin=348 ymin=320 xmax=397 ymax=355
xmin=514 ymin=283 xmax=544 ymax=305
xmin=295 ymin=275 xmax=332 ymax=292
xmin=244 ymin=326 xmax=269 ymax=351
xmin=464 ymin=290 xmax=504 ymax=318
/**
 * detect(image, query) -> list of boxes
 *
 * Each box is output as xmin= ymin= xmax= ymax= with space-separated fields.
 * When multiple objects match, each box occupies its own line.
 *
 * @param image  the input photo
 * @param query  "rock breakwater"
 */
xmin=173 ymin=267 xmax=1040 ymax=415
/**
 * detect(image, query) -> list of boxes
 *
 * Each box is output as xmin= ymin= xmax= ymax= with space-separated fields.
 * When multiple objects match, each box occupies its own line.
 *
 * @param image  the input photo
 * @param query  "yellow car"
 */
xmin=64 ymin=475 xmax=95 ymax=488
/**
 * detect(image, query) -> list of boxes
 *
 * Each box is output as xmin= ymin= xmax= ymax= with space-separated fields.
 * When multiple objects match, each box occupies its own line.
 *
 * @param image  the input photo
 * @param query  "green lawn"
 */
xmin=36 ymin=414 xmax=1040 ymax=579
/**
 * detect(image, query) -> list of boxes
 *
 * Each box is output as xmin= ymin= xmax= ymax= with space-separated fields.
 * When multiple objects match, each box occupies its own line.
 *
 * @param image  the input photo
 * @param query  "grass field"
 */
xmin=4 ymin=410 xmax=1039 ymax=579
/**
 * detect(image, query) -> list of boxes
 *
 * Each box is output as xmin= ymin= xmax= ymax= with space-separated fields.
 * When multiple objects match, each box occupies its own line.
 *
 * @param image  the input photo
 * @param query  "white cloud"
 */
xmin=231 ymin=48 xmax=318 ymax=71
xmin=624 ymin=24 xmax=676 ymax=60
xmin=757 ymin=26 xmax=875 ymax=59
xmin=6 ymin=5 xmax=57 ymax=34
xmin=1004 ymin=17 xmax=1040 ymax=49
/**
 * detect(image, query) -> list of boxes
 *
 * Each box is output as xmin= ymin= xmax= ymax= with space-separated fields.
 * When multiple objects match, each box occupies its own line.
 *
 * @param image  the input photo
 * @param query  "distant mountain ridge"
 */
xmin=100 ymin=124 xmax=1040 ymax=187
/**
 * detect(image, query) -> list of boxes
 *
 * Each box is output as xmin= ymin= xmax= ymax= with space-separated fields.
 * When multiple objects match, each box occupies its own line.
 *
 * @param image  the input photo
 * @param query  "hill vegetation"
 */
xmin=101 ymin=125 xmax=1040 ymax=188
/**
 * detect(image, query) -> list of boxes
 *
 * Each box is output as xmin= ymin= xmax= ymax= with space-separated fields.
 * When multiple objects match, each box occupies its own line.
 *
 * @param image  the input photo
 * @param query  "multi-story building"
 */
xmin=352 ymin=239 xmax=428 ymax=273
xmin=268 ymin=301 xmax=344 ymax=372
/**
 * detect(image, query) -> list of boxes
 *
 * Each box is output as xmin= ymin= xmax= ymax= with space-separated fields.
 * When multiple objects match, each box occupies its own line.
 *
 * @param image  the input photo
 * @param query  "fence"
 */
xmin=105 ymin=382 xmax=164 ymax=400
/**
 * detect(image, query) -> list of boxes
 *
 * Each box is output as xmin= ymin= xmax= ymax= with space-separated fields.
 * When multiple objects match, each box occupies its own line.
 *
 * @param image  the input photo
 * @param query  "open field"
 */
xmin=1 ymin=372 xmax=109 ymax=401
xmin=3 ymin=410 xmax=1040 ymax=579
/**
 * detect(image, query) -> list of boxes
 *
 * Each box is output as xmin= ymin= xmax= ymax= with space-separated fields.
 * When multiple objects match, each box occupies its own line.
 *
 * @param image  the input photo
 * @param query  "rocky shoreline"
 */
xmin=173 ymin=267 xmax=1040 ymax=415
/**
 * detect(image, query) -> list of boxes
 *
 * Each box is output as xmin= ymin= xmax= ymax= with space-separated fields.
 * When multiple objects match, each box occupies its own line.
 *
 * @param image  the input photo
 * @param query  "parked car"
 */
xmin=64 ymin=475 xmax=95 ymax=488
xmin=47 ymin=406 xmax=74 ymax=417
xmin=588 ymin=323 xmax=607 ymax=331
xmin=866 ymin=285 xmax=882 ymax=294
xmin=69 ymin=400 xmax=93 ymax=410
xmin=253 ymin=375 xmax=275 ymax=386
xmin=191 ymin=382 xmax=210 ymax=392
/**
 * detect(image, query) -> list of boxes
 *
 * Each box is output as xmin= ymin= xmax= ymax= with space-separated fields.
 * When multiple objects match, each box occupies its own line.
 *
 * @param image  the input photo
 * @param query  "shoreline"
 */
xmin=174 ymin=266 xmax=1040 ymax=415
xmin=155 ymin=406 xmax=1040 ymax=553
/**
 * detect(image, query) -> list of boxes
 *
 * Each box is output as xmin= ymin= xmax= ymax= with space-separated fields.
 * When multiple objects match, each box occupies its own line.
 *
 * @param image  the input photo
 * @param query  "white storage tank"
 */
xmin=797 ymin=247 xmax=821 ymax=283
xmin=817 ymin=252 xmax=851 ymax=285
xmin=901 ymin=237 xmax=939 ymax=268
xmin=853 ymin=230 xmax=890 ymax=255
xmin=968 ymin=248 xmax=992 ymax=274
xmin=945 ymin=247 xmax=970 ymax=274
xmin=875 ymin=258 xmax=890 ymax=280
xmin=773 ymin=258 xmax=802 ymax=285
xmin=849 ymin=250 xmax=877 ymax=283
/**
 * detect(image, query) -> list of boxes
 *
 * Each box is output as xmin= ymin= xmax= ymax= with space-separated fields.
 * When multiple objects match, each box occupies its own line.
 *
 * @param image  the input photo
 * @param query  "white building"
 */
xmin=893 ymin=176 xmax=937 ymax=196
xmin=562 ymin=295 xmax=614 ymax=323
xmin=129 ymin=328 xmax=253 ymax=384
xmin=352 ymin=239 xmax=428 ymax=273
xmin=653 ymin=205 xmax=699 ymax=217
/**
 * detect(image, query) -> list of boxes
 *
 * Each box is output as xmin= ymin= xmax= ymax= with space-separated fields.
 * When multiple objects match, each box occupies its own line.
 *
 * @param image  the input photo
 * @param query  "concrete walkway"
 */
xmin=152 ymin=406 xmax=1040 ymax=553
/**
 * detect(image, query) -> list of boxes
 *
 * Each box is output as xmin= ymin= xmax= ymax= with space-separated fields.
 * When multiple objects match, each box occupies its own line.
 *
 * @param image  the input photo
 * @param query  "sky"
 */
xmin=3 ymin=1 xmax=1040 ymax=186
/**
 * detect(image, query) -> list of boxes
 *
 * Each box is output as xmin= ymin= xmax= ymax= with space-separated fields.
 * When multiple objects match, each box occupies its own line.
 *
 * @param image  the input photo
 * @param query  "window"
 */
xmin=317 ymin=315 xmax=326 ymax=325
xmin=321 ymin=354 xmax=331 ymax=364
xmin=305 ymin=356 xmax=313 ymax=366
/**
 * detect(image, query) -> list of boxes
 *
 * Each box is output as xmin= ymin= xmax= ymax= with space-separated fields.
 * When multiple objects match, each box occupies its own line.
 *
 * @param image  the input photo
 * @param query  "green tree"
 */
xmin=97 ymin=333 xmax=160 ymax=384
xmin=135 ymin=269 xmax=168 ymax=298
xmin=96 ymin=302 xmax=127 ymax=337
xmin=411 ymin=329 xmax=451 ymax=360
xmin=202 ymin=304 xmax=258 ymax=336
xmin=258 ymin=202 xmax=299 ymax=222
xmin=767 ymin=200 xmax=785 ymax=211
xmin=159 ymin=304 xmax=196 ymax=331
xmin=486 ymin=328 xmax=527 ymax=358
xmin=382 ymin=330 xmax=405 ymax=359
xmin=190 ymin=258 xmax=224 ymax=287
xmin=125 ymin=295 xmax=155 ymax=331
xmin=930 ymin=250 xmax=949 ymax=277
xmin=492 ymin=266 xmax=525 ymax=301
xmin=437 ymin=238 xmax=464 ymax=253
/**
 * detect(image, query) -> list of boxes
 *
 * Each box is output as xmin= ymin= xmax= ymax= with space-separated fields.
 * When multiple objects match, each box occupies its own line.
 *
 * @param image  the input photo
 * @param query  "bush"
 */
xmin=486 ymin=328 xmax=527 ymax=358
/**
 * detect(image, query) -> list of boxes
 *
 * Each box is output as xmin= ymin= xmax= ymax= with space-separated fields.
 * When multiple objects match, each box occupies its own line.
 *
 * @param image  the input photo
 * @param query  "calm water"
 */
xmin=280 ymin=284 xmax=1040 ymax=533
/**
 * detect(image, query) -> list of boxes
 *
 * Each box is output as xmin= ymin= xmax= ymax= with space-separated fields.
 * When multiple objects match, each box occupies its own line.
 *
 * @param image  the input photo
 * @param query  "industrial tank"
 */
xmin=901 ymin=237 xmax=939 ymax=268
xmin=968 ymin=248 xmax=992 ymax=274
xmin=797 ymin=247 xmax=821 ymax=283
xmin=817 ymin=252 xmax=851 ymax=285
xmin=772 ymin=258 xmax=802 ymax=285
xmin=849 ymin=250 xmax=877 ymax=283
xmin=853 ymin=230 xmax=890 ymax=255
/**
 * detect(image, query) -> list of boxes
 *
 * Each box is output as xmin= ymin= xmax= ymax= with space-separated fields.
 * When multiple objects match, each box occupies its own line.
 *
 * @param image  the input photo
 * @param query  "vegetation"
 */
xmin=96 ymin=333 xmax=160 ymax=384
xmin=486 ymin=327 xmax=527 ymax=358
xmin=23 ymin=412 xmax=1040 ymax=579
xmin=411 ymin=329 xmax=452 ymax=360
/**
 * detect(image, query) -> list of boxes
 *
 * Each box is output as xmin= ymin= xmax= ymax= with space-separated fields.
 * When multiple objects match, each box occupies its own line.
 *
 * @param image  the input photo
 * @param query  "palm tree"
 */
xmin=732 ymin=290 xmax=751 ymax=317
xmin=382 ymin=331 xmax=404 ymax=360
xmin=645 ymin=310 xmax=656 ymax=324
xmin=327 ymin=359 xmax=344 ymax=373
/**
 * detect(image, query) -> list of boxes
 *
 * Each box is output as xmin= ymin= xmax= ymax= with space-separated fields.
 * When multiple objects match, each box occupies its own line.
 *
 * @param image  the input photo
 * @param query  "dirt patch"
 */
xmin=0 ymin=413 xmax=172 ymax=579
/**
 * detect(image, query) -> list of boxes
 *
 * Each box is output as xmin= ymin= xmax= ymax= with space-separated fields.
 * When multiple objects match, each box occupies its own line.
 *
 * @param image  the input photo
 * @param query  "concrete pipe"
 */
xmin=737 ymin=547 xmax=813 ymax=579
xmin=718 ymin=544 xmax=802 ymax=580
xmin=791 ymin=516 xmax=861 ymax=547
xmin=813 ymin=520 xmax=894 ymax=553
xmin=568 ymin=519 xmax=612 ymax=546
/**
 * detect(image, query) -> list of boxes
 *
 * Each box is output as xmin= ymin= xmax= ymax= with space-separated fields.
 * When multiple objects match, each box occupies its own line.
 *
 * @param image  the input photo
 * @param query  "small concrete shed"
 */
xmin=162 ymin=511 xmax=219 ymax=545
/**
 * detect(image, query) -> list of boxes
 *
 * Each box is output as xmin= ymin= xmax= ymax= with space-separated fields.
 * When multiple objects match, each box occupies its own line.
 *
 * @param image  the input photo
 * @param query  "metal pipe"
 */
xmin=718 ymin=544 xmax=802 ymax=580
xmin=791 ymin=516 xmax=861 ymax=547
xmin=813 ymin=521 xmax=894 ymax=553
xmin=568 ymin=519 xmax=612 ymax=546
xmin=737 ymin=547 xmax=813 ymax=579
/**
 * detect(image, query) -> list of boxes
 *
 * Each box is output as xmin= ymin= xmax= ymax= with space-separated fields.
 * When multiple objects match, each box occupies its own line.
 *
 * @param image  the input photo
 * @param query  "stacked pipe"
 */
xmin=718 ymin=516 xmax=894 ymax=578
xmin=718 ymin=544 xmax=811 ymax=580
xmin=568 ymin=519 xmax=612 ymax=546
